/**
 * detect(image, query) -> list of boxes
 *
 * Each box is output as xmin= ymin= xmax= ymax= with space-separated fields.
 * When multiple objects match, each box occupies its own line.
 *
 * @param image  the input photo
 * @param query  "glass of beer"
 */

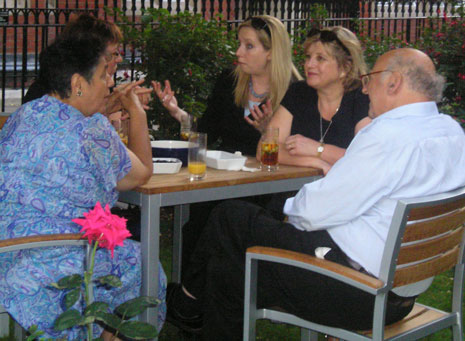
xmin=188 ymin=132 xmax=207 ymax=181
xmin=260 ymin=127 xmax=279 ymax=172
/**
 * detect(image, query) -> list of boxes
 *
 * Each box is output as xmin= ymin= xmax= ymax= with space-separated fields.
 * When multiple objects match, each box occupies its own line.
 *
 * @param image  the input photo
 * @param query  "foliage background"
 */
xmin=117 ymin=8 xmax=237 ymax=139
xmin=117 ymin=4 xmax=464 ymax=136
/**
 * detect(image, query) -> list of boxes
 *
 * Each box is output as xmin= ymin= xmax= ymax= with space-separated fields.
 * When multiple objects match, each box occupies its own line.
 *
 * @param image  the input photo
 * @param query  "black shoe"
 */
xmin=166 ymin=283 xmax=203 ymax=334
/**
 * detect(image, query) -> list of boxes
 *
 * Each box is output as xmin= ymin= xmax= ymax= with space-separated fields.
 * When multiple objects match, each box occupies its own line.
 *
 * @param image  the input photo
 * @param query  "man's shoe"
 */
xmin=166 ymin=283 xmax=203 ymax=334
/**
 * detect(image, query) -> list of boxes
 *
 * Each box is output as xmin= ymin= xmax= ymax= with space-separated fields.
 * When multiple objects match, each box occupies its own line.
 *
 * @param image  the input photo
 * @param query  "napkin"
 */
xmin=241 ymin=166 xmax=261 ymax=172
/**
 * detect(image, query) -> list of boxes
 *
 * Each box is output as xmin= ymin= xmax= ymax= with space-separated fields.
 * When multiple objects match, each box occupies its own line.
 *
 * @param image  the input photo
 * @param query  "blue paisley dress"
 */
xmin=0 ymin=95 xmax=167 ymax=339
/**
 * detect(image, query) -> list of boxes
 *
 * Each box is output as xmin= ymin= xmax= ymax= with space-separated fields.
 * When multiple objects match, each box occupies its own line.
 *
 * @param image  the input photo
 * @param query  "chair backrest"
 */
xmin=0 ymin=233 xmax=86 ymax=254
xmin=0 ymin=115 xmax=9 ymax=131
xmin=379 ymin=186 xmax=465 ymax=291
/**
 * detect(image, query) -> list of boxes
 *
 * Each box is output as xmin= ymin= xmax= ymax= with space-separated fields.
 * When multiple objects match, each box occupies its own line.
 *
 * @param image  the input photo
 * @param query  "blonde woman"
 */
xmin=154 ymin=15 xmax=302 ymax=156
xmin=254 ymin=26 xmax=372 ymax=174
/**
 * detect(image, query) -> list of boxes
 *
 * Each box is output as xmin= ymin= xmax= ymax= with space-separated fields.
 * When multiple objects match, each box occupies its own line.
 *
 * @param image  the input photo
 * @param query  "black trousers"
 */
xmin=181 ymin=192 xmax=293 ymax=277
xmin=182 ymin=200 xmax=415 ymax=340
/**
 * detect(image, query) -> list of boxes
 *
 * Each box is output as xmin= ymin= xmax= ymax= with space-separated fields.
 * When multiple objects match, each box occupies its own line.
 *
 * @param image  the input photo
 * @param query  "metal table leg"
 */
xmin=172 ymin=204 xmax=190 ymax=283
xmin=139 ymin=194 xmax=161 ymax=336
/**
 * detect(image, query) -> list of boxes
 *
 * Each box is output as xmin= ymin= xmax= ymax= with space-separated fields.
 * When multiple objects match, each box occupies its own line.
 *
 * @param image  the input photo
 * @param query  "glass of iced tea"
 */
xmin=180 ymin=115 xmax=194 ymax=141
xmin=260 ymin=127 xmax=279 ymax=171
xmin=188 ymin=132 xmax=207 ymax=181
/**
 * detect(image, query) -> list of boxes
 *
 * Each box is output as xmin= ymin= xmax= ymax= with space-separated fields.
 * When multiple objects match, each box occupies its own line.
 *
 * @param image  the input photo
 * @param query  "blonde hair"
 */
xmin=234 ymin=15 xmax=302 ymax=112
xmin=303 ymin=26 xmax=367 ymax=91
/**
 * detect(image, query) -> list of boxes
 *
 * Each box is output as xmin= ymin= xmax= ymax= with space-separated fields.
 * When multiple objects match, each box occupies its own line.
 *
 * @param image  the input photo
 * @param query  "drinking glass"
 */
xmin=260 ymin=127 xmax=279 ymax=171
xmin=111 ymin=118 xmax=129 ymax=146
xmin=180 ymin=115 xmax=194 ymax=141
xmin=188 ymin=133 xmax=207 ymax=181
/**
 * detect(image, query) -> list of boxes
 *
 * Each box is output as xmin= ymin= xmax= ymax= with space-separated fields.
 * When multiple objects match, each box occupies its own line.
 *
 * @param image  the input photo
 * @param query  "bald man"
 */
xmin=165 ymin=48 xmax=465 ymax=340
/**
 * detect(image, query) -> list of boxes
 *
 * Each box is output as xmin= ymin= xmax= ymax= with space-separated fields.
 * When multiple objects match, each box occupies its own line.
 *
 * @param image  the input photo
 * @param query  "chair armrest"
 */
xmin=247 ymin=246 xmax=384 ymax=293
xmin=0 ymin=233 xmax=85 ymax=253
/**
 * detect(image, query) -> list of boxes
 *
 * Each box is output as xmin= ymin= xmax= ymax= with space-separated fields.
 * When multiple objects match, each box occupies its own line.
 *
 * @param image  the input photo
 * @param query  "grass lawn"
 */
xmin=1 ymin=207 xmax=464 ymax=340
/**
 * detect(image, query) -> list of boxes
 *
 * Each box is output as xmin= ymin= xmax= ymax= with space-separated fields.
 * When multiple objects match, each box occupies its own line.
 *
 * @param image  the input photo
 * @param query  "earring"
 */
xmin=77 ymin=89 xmax=82 ymax=97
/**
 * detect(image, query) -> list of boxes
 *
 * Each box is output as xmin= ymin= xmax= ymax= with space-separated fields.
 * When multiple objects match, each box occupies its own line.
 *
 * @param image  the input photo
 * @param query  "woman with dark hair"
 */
xmin=23 ymin=13 xmax=152 ymax=116
xmin=0 ymin=32 xmax=166 ymax=339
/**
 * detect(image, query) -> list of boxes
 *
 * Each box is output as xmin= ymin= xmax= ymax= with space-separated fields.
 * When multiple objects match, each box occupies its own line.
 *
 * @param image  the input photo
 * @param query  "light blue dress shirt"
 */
xmin=284 ymin=102 xmax=465 ymax=280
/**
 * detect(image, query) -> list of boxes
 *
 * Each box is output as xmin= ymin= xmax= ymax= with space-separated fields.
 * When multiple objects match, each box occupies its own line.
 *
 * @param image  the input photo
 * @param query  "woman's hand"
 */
xmin=117 ymin=79 xmax=147 ymax=116
xmin=135 ymin=86 xmax=153 ymax=110
xmin=285 ymin=134 xmax=319 ymax=156
xmin=152 ymin=80 xmax=187 ymax=122
xmin=103 ymin=80 xmax=153 ymax=117
xmin=245 ymin=99 xmax=273 ymax=134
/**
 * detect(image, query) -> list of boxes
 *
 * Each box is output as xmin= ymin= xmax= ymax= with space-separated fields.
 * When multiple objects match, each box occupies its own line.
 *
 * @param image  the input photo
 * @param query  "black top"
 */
xmin=23 ymin=79 xmax=48 ymax=104
xmin=198 ymin=69 xmax=261 ymax=156
xmin=281 ymin=81 xmax=369 ymax=148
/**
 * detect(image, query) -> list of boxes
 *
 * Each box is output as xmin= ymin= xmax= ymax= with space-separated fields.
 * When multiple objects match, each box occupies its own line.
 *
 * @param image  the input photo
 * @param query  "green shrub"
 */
xmin=115 ymin=9 xmax=237 ymax=139
xmin=418 ymin=6 xmax=465 ymax=127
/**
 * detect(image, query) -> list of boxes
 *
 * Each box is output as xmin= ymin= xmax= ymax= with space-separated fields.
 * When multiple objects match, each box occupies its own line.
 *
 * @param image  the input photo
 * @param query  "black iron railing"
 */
xmin=0 ymin=0 xmax=459 ymax=112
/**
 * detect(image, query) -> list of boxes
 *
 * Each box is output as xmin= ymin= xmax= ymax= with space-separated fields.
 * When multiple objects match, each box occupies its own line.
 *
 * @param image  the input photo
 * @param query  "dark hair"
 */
xmin=61 ymin=13 xmax=122 ymax=46
xmin=39 ymin=35 xmax=106 ymax=98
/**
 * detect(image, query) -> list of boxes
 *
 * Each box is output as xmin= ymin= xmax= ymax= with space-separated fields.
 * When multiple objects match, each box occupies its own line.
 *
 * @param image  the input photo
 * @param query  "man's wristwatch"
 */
xmin=317 ymin=142 xmax=325 ymax=158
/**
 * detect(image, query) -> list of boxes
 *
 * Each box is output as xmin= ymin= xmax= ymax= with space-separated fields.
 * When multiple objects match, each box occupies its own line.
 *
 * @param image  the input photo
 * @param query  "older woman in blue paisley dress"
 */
xmin=0 ymin=26 xmax=166 ymax=339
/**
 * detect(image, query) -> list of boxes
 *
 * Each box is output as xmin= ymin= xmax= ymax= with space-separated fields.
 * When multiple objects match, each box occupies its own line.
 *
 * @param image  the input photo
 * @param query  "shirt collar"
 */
xmin=375 ymin=102 xmax=439 ymax=121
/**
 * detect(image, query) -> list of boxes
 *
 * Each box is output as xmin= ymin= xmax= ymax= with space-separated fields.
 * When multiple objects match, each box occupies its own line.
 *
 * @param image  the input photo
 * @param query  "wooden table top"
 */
xmin=135 ymin=158 xmax=322 ymax=195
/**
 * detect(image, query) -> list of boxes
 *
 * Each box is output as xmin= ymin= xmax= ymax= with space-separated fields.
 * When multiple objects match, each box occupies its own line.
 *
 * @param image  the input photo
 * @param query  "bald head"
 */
xmin=381 ymin=48 xmax=445 ymax=102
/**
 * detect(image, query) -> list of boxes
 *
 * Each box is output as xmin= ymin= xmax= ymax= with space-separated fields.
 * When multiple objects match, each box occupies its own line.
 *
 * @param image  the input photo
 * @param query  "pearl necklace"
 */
xmin=319 ymin=107 xmax=339 ymax=143
xmin=249 ymin=80 xmax=268 ymax=99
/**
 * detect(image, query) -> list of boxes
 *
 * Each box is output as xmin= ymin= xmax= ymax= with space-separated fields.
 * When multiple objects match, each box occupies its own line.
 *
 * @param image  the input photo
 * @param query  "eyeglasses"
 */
xmin=306 ymin=28 xmax=350 ymax=56
xmin=246 ymin=16 xmax=271 ymax=38
xmin=360 ymin=70 xmax=392 ymax=87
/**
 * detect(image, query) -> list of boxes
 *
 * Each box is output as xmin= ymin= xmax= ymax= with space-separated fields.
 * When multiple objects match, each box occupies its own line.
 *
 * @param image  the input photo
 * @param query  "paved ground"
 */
xmin=1 ymin=89 xmax=22 ymax=114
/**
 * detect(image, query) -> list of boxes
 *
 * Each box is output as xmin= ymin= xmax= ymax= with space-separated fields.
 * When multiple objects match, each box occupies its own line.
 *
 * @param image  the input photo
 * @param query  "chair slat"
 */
xmin=0 ymin=234 xmax=83 ymax=248
xmin=408 ymin=198 xmax=465 ymax=221
xmin=403 ymin=208 xmax=465 ymax=242
xmin=393 ymin=247 xmax=459 ymax=287
xmin=398 ymin=226 xmax=463 ymax=265
xmin=361 ymin=304 xmax=446 ymax=339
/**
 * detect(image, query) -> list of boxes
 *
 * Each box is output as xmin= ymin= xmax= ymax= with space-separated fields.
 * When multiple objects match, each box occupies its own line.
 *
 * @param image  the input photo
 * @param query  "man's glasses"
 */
xmin=307 ymin=28 xmax=350 ymax=56
xmin=360 ymin=70 xmax=392 ymax=87
xmin=246 ymin=16 xmax=271 ymax=38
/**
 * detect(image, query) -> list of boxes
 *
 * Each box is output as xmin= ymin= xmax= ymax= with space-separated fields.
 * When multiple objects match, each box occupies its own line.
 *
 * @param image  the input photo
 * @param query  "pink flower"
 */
xmin=72 ymin=202 xmax=131 ymax=258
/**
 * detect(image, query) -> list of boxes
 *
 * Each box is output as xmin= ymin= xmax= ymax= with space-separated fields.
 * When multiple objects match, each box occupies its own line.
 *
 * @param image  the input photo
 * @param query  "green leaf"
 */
xmin=118 ymin=321 xmax=158 ymax=340
xmin=64 ymin=287 xmax=81 ymax=309
xmin=96 ymin=274 xmax=122 ymax=288
xmin=115 ymin=296 xmax=159 ymax=319
xmin=55 ymin=274 xmax=83 ymax=289
xmin=54 ymin=309 xmax=82 ymax=331
xmin=84 ymin=301 xmax=110 ymax=316
xmin=26 ymin=324 xmax=45 ymax=341
xmin=78 ymin=315 xmax=95 ymax=326
xmin=95 ymin=311 xmax=122 ymax=330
